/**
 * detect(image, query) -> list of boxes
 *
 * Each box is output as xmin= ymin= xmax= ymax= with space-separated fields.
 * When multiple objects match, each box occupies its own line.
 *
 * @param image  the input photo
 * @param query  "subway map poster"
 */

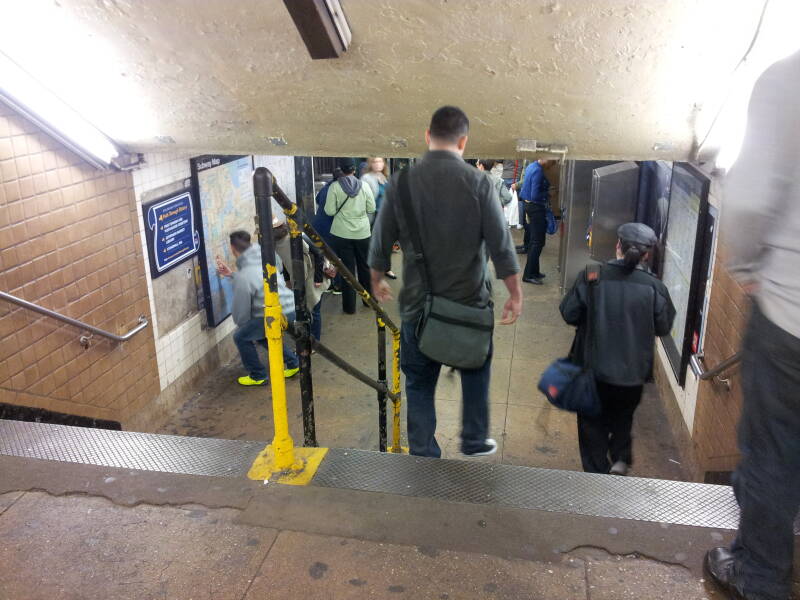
xmin=190 ymin=155 xmax=255 ymax=327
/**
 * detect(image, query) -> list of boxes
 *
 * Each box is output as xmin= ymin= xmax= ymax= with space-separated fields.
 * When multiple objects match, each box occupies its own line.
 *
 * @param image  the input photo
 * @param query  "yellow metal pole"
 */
xmin=247 ymin=167 xmax=328 ymax=484
xmin=390 ymin=329 xmax=402 ymax=453
xmin=253 ymin=168 xmax=300 ymax=473
xmin=263 ymin=266 xmax=300 ymax=471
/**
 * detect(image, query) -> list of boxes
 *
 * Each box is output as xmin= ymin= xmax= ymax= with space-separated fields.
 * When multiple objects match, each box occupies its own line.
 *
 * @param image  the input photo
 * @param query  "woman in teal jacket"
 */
xmin=325 ymin=157 xmax=376 ymax=314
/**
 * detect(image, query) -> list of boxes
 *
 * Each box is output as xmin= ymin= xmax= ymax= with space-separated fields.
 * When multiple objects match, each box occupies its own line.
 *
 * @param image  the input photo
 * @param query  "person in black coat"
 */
xmin=559 ymin=223 xmax=676 ymax=475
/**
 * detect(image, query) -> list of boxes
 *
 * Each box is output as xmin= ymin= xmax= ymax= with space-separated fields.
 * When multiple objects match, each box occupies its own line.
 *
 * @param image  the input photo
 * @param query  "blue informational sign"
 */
xmin=142 ymin=190 xmax=199 ymax=278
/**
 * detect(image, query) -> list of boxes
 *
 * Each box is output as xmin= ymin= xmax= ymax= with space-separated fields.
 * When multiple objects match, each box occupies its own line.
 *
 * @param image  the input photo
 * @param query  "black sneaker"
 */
xmin=704 ymin=548 xmax=753 ymax=600
xmin=523 ymin=277 xmax=543 ymax=285
xmin=463 ymin=438 xmax=497 ymax=457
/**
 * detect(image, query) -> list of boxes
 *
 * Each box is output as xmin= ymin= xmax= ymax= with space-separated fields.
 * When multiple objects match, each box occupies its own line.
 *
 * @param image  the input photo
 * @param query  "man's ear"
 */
xmin=457 ymin=135 xmax=468 ymax=152
xmin=425 ymin=129 xmax=431 ymax=146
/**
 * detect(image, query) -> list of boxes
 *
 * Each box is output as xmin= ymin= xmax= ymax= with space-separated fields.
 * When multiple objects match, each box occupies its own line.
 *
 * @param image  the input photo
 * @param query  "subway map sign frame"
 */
xmin=190 ymin=155 xmax=256 ymax=328
xmin=141 ymin=188 xmax=199 ymax=279
xmin=660 ymin=163 xmax=712 ymax=386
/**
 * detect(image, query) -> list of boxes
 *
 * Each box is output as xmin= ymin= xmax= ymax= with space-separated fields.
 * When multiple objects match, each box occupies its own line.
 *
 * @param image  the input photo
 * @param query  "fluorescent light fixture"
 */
xmin=0 ymin=51 xmax=120 ymax=169
xmin=283 ymin=0 xmax=351 ymax=60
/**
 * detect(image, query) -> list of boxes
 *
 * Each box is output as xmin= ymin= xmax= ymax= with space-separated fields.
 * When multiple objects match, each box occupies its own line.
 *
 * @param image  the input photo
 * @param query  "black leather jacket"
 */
xmin=560 ymin=260 xmax=676 ymax=387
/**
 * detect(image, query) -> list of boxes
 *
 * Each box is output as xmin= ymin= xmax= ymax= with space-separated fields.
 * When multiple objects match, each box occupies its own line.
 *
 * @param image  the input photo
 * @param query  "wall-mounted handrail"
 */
xmin=0 ymin=290 xmax=148 ymax=344
xmin=690 ymin=351 xmax=742 ymax=383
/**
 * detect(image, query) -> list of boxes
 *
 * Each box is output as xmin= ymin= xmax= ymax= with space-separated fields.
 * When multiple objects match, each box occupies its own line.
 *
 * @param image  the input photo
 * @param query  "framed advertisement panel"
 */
xmin=660 ymin=163 xmax=712 ymax=385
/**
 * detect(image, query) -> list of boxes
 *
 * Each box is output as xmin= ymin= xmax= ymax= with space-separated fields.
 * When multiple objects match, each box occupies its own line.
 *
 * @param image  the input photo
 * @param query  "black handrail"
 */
xmin=260 ymin=168 xmax=403 ymax=453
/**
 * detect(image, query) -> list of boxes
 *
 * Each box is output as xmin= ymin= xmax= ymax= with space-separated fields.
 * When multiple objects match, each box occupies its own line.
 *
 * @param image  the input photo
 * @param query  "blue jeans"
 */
xmin=400 ymin=320 xmax=492 ymax=457
xmin=233 ymin=315 xmax=299 ymax=380
xmin=730 ymin=304 xmax=800 ymax=600
xmin=310 ymin=300 xmax=322 ymax=341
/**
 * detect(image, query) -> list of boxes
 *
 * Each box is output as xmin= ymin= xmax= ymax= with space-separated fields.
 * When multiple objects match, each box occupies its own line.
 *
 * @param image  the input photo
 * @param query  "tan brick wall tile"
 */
xmin=0 ymin=109 xmax=159 ymax=427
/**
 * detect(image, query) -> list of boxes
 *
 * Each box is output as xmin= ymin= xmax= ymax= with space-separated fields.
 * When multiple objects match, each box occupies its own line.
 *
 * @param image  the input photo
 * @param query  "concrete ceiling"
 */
xmin=1 ymin=0 xmax=766 ymax=159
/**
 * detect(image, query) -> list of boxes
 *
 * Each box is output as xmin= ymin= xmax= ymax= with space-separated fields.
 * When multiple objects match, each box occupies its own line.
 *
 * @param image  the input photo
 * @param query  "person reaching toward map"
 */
xmin=216 ymin=228 xmax=299 ymax=386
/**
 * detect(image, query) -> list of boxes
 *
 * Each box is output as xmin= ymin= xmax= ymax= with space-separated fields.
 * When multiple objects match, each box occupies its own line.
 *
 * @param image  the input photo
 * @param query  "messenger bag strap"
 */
xmin=397 ymin=168 xmax=433 ymax=294
xmin=584 ymin=263 xmax=601 ymax=367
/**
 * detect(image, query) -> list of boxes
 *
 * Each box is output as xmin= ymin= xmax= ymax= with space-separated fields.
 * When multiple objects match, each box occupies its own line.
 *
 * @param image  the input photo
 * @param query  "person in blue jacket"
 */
xmin=516 ymin=159 xmax=553 ymax=284
xmin=311 ymin=167 xmax=343 ymax=294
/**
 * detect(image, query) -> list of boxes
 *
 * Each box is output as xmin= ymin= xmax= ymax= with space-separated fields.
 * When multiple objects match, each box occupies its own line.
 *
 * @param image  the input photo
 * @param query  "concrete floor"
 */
xmin=0 ymin=488 xmax=718 ymax=600
xmin=156 ymin=231 xmax=690 ymax=481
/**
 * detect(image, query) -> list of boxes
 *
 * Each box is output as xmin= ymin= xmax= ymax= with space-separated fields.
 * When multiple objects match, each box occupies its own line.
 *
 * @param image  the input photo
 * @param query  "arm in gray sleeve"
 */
xmin=654 ymin=287 xmax=676 ymax=337
xmin=368 ymin=179 xmax=400 ymax=273
xmin=275 ymin=235 xmax=292 ymax=281
xmin=230 ymin=274 xmax=251 ymax=326
xmin=498 ymin=179 xmax=513 ymax=207
xmin=722 ymin=59 xmax=798 ymax=282
xmin=559 ymin=272 xmax=586 ymax=326
xmin=479 ymin=176 xmax=519 ymax=278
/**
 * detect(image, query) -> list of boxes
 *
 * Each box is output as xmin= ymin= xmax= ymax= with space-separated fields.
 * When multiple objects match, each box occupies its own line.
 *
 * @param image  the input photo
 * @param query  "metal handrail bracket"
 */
xmin=690 ymin=351 xmax=742 ymax=388
xmin=0 ymin=290 xmax=148 ymax=345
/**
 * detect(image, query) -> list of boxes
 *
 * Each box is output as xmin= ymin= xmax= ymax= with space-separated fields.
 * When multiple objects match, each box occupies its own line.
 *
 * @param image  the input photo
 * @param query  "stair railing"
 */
xmin=253 ymin=168 xmax=402 ymax=469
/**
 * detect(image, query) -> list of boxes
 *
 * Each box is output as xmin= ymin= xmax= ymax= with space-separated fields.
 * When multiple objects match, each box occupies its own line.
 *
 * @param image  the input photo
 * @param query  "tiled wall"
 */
xmin=131 ymin=153 xmax=297 ymax=393
xmin=0 ymin=103 xmax=160 ymax=424
xmin=131 ymin=152 xmax=236 ymax=391
xmin=690 ymin=237 xmax=748 ymax=474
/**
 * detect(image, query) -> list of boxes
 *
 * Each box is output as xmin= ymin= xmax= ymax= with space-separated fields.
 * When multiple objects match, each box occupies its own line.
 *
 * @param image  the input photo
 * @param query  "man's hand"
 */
xmin=500 ymin=273 xmax=523 ymax=324
xmin=501 ymin=295 xmax=522 ymax=324
xmin=216 ymin=256 xmax=233 ymax=278
xmin=371 ymin=268 xmax=393 ymax=303
xmin=510 ymin=182 xmax=517 ymax=191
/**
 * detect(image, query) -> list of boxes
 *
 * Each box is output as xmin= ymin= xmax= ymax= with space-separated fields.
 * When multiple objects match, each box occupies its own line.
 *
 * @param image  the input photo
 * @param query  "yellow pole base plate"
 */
xmin=247 ymin=445 xmax=329 ymax=485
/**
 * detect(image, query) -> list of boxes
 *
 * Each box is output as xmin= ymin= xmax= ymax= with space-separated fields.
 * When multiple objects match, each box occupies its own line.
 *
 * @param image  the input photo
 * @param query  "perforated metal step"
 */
xmin=0 ymin=419 xmax=745 ymax=530
xmin=0 ymin=419 xmax=261 ymax=477
xmin=313 ymin=448 xmax=741 ymax=530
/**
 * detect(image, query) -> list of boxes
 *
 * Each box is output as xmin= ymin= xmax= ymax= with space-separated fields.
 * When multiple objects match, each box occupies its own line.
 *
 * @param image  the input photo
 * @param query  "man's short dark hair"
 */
xmin=337 ymin=157 xmax=356 ymax=175
xmin=429 ymin=106 xmax=469 ymax=144
xmin=230 ymin=230 xmax=251 ymax=253
xmin=478 ymin=159 xmax=496 ymax=171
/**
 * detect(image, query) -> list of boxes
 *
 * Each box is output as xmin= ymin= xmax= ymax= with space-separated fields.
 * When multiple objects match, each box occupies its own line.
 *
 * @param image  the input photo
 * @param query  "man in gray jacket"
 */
xmin=705 ymin=51 xmax=800 ymax=600
xmin=217 ymin=230 xmax=298 ymax=386
xmin=369 ymin=106 xmax=522 ymax=458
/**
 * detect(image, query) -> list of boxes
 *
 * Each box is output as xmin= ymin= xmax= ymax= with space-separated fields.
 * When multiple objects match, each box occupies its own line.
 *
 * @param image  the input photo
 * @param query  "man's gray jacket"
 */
xmin=231 ymin=243 xmax=294 ymax=326
xmin=368 ymin=150 xmax=519 ymax=321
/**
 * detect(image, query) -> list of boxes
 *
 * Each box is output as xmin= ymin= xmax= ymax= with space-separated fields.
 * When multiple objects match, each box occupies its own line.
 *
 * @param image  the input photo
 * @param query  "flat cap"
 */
xmin=618 ymin=222 xmax=657 ymax=247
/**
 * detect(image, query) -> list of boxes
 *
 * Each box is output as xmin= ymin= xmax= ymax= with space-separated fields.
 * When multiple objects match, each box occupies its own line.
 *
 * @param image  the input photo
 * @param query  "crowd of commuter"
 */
xmin=216 ymin=82 xmax=798 ymax=598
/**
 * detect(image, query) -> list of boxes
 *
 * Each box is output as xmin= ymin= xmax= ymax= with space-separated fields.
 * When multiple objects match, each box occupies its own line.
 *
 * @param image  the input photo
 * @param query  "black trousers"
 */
xmin=730 ymin=304 xmax=800 ymax=600
xmin=329 ymin=234 xmax=372 ymax=314
xmin=577 ymin=380 xmax=643 ymax=474
xmin=522 ymin=203 xmax=547 ymax=279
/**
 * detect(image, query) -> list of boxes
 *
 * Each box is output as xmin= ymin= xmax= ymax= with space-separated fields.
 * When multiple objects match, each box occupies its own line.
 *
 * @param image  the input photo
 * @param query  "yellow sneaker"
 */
xmin=284 ymin=367 xmax=300 ymax=379
xmin=238 ymin=375 xmax=266 ymax=386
